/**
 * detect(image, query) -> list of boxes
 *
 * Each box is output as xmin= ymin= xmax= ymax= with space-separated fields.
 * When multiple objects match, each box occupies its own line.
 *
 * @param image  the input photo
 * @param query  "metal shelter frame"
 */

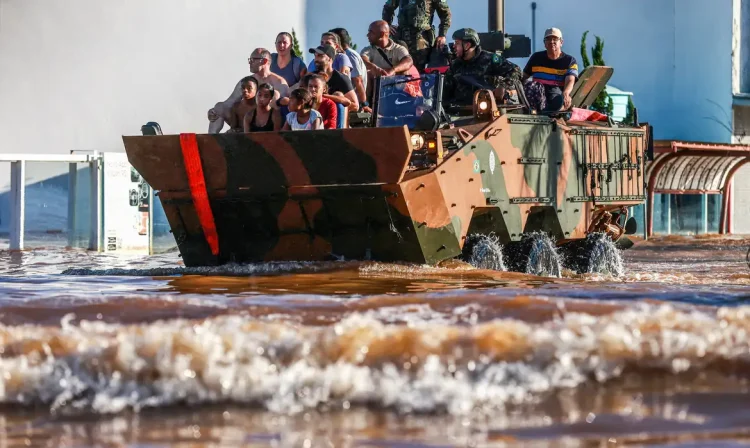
xmin=646 ymin=140 xmax=750 ymax=236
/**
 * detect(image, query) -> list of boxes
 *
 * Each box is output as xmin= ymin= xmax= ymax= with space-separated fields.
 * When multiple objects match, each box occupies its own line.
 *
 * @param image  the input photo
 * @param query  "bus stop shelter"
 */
xmin=646 ymin=140 xmax=750 ymax=236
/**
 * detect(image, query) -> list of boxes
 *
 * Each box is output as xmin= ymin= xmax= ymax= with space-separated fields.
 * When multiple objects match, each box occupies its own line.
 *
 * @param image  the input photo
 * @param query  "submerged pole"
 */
xmin=9 ymin=161 xmax=26 ymax=250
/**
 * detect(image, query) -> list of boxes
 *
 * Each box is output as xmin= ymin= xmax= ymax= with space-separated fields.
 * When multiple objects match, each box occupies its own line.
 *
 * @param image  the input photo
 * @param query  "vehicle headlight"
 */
xmin=410 ymin=134 xmax=425 ymax=149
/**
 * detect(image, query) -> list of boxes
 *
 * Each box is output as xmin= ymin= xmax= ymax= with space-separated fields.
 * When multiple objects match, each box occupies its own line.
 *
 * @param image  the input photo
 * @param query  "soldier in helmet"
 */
xmin=443 ymin=28 xmax=523 ymax=107
xmin=382 ymin=0 xmax=452 ymax=72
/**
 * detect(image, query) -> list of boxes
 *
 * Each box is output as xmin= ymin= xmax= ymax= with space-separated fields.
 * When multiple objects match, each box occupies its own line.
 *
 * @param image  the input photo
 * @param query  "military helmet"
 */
xmin=452 ymin=28 xmax=480 ymax=46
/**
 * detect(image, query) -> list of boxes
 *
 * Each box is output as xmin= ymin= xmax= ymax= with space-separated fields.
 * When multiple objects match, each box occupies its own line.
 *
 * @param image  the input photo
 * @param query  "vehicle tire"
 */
xmin=503 ymin=232 xmax=561 ymax=277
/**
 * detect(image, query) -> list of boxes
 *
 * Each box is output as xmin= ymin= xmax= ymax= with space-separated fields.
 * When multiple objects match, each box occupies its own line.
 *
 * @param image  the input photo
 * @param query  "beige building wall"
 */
xmin=0 ymin=0 xmax=305 ymax=233
xmin=0 ymin=0 xmax=305 ymax=155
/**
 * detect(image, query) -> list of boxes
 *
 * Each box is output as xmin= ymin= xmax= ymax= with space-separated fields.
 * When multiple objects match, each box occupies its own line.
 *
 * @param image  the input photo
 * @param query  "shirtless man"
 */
xmin=226 ymin=76 xmax=258 ymax=132
xmin=207 ymin=48 xmax=290 ymax=133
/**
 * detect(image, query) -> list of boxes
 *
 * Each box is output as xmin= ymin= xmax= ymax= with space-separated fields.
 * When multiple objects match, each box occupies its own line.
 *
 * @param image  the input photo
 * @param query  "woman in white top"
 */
xmin=282 ymin=88 xmax=323 ymax=131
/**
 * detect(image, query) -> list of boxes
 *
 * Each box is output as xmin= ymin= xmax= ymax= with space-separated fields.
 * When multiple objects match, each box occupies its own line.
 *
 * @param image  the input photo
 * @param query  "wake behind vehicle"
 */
xmin=123 ymin=67 xmax=651 ymax=275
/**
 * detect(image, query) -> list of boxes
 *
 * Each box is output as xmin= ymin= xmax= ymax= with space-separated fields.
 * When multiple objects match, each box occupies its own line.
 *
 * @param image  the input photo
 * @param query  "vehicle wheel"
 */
xmin=503 ymin=232 xmax=561 ymax=277
xmin=559 ymin=232 xmax=624 ymax=276
xmin=461 ymin=234 xmax=505 ymax=271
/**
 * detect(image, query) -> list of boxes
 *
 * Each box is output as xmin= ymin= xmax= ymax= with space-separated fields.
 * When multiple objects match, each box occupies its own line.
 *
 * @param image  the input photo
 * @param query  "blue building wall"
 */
xmin=307 ymin=0 xmax=734 ymax=143
xmin=504 ymin=0 xmax=678 ymax=139
xmin=672 ymin=0 xmax=733 ymax=143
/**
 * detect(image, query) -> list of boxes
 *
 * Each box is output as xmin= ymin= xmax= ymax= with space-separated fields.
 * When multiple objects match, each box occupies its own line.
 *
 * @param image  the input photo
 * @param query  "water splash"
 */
xmin=466 ymin=234 xmax=505 ymax=271
xmin=524 ymin=232 xmax=562 ymax=278
xmin=584 ymin=233 xmax=624 ymax=277
xmin=61 ymin=262 xmax=336 ymax=277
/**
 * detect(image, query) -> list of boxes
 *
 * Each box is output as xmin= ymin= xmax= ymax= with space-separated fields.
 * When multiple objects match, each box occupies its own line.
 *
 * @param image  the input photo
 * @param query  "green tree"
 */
xmin=291 ymin=28 xmax=302 ymax=57
xmin=580 ymin=31 xmax=613 ymax=115
xmin=580 ymin=31 xmax=591 ymax=69
xmin=623 ymin=96 xmax=636 ymax=125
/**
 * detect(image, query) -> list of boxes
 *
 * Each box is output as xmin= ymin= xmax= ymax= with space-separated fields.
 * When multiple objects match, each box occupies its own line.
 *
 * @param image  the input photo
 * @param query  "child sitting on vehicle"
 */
xmin=302 ymin=73 xmax=337 ymax=129
xmin=227 ymin=76 xmax=258 ymax=132
xmin=282 ymin=88 xmax=323 ymax=131
xmin=244 ymin=83 xmax=282 ymax=132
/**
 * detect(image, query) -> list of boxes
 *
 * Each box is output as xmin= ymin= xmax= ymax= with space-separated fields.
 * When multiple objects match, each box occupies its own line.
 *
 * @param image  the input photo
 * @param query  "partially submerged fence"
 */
xmin=1 ymin=152 xmax=159 ymax=253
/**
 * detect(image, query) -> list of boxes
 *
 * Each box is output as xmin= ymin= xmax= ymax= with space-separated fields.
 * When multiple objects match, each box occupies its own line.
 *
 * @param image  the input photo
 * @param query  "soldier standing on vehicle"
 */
xmin=443 ymin=28 xmax=523 ymax=107
xmin=382 ymin=0 xmax=451 ymax=72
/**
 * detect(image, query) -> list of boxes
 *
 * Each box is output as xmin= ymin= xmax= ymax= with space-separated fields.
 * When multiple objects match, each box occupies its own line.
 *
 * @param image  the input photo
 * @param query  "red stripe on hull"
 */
xmin=179 ymin=133 xmax=220 ymax=256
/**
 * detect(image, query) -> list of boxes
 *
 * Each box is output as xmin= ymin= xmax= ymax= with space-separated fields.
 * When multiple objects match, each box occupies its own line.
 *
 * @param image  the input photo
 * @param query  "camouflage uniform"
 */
xmin=382 ymin=0 xmax=452 ymax=71
xmin=444 ymin=28 xmax=523 ymax=106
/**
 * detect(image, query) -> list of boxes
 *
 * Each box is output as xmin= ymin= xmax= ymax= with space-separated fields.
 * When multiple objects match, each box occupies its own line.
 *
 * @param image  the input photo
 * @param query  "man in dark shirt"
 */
xmin=523 ymin=27 xmax=579 ymax=112
xmin=309 ymin=44 xmax=359 ymax=112
xmin=444 ymin=28 xmax=522 ymax=107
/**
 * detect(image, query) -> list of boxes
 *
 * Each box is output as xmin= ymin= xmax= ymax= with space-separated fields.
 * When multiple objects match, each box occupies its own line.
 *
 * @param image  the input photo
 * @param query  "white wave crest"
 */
xmin=0 ymin=304 xmax=747 ymax=415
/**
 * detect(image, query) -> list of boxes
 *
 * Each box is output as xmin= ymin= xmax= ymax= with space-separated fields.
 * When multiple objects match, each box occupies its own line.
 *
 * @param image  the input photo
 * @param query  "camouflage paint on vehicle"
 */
xmin=123 ymin=107 xmax=647 ymax=267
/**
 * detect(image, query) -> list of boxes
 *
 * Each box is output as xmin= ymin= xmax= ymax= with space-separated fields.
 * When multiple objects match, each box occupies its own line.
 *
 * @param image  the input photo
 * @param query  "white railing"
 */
xmin=1 ymin=152 xmax=103 ymax=251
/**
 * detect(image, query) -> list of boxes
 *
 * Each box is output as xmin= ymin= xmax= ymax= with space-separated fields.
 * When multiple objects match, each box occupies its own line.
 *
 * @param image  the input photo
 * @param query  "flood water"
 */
xmin=0 ymin=235 xmax=749 ymax=447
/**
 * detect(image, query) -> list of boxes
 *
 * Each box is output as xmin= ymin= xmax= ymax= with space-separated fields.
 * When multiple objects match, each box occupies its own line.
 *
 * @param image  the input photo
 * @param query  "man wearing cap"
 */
xmin=523 ymin=27 xmax=579 ymax=111
xmin=329 ymin=28 xmax=368 ymax=108
xmin=310 ymin=44 xmax=360 ymax=112
xmin=382 ymin=0 xmax=452 ymax=71
xmin=443 ymin=28 xmax=522 ymax=107
xmin=307 ymin=32 xmax=353 ymax=78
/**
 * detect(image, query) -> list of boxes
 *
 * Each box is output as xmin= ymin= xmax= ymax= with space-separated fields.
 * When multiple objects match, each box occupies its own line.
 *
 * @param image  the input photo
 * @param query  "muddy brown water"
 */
xmin=0 ymin=235 xmax=749 ymax=447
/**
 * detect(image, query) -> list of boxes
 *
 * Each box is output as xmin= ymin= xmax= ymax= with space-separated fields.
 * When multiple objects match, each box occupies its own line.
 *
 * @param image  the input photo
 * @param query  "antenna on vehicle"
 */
xmin=488 ymin=0 xmax=505 ymax=32
xmin=482 ymin=0 xmax=531 ymax=58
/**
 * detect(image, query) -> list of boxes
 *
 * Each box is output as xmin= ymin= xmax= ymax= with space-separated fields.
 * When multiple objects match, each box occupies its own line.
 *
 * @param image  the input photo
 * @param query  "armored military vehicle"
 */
xmin=123 ymin=66 xmax=650 ymax=275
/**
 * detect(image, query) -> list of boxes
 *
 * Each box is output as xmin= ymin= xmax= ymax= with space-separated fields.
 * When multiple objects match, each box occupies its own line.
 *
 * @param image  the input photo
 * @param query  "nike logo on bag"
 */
xmin=395 ymin=99 xmax=411 ymax=105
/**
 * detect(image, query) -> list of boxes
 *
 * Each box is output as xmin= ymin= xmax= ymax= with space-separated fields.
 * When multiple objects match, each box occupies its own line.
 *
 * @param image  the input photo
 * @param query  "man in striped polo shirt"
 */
xmin=522 ymin=27 xmax=578 ymax=112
